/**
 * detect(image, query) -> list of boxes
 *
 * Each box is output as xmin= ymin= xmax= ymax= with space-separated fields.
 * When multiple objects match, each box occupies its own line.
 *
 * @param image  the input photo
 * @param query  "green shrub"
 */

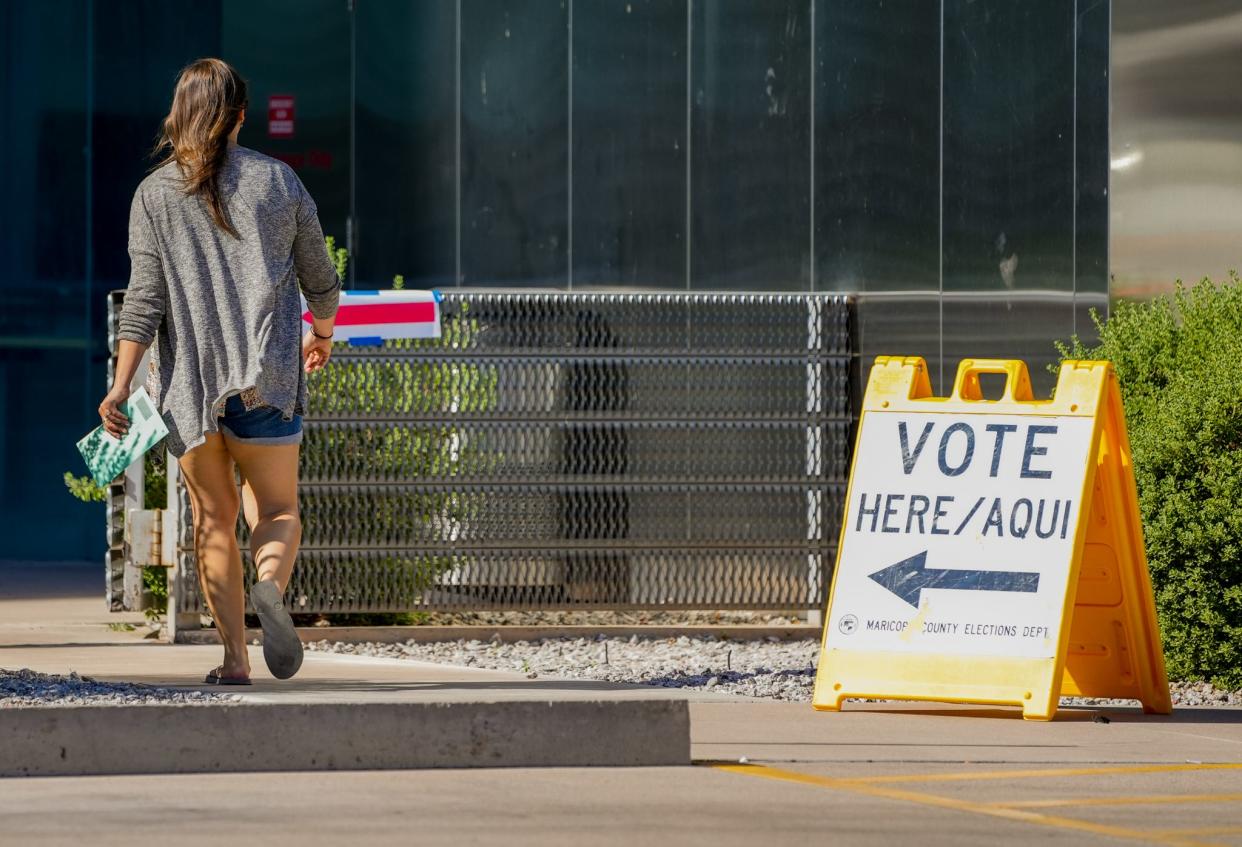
xmin=324 ymin=235 xmax=348 ymax=282
xmin=142 ymin=566 xmax=168 ymax=622
xmin=1057 ymin=273 xmax=1242 ymax=688
xmin=63 ymin=472 xmax=107 ymax=503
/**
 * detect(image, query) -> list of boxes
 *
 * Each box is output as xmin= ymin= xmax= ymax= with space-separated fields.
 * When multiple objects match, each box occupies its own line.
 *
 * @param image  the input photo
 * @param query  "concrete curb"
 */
xmin=178 ymin=624 xmax=822 ymax=645
xmin=0 ymin=699 xmax=689 ymax=776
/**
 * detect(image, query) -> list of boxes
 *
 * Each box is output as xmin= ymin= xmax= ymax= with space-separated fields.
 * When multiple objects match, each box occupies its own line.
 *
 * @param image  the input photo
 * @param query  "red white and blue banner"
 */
xmin=301 ymin=289 xmax=442 ymax=345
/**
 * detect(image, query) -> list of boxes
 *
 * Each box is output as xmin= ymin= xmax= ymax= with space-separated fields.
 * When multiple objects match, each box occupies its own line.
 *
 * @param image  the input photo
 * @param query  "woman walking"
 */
xmin=98 ymin=58 xmax=341 ymax=685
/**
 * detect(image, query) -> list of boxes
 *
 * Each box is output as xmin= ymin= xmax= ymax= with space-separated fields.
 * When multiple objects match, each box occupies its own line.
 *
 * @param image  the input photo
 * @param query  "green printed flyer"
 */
xmin=76 ymin=386 xmax=168 ymax=487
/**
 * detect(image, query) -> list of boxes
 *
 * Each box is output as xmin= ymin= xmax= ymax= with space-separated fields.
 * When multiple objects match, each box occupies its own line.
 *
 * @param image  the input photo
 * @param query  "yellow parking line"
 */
xmin=851 ymin=762 xmax=1242 ymax=785
xmin=1159 ymin=827 xmax=1242 ymax=838
xmin=712 ymin=763 xmax=1223 ymax=847
xmin=993 ymin=789 xmax=1242 ymax=809
xmin=993 ymin=793 xmax=1242 ymax=809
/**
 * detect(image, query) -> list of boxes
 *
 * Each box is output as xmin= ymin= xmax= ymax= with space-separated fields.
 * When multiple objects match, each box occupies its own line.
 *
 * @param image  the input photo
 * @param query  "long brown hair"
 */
xmin=154 ymin=58 xmax=248 ymax=237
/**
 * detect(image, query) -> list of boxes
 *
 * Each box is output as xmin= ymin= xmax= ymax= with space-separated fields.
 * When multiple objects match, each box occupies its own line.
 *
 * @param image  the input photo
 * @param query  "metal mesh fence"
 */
xmin=105 ymin=290 xmax=129 ymax=611
xmin=148 ymin=292 xmax=854 ymax=613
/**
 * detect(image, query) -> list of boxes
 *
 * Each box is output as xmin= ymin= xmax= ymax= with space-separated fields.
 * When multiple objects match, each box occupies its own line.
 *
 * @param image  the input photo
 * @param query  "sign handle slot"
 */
xmin=952 ymin=359 xmax=1034 ymax=403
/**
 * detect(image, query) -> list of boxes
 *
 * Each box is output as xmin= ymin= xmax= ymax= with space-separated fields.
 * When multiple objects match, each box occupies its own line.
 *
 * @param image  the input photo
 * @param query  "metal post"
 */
xmin=105 ymin=292 xmax=125 ymax=610
xmin=122 ymin=459 xmax=144 ymax=610
xmin=162 ymin=451 xmax=199 ymax=641
xmin=120 ymin=347 xmax=154 ymax=611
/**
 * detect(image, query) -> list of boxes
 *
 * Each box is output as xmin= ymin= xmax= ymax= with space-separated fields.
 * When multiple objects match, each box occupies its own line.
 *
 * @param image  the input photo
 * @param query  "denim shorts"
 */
xmin=216 ymin=393 xmax=303 ymax=446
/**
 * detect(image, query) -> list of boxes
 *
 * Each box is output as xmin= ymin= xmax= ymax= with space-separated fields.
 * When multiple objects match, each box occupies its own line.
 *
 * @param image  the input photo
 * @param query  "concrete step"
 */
xmin=1 ymin=698 xmax=688 ymax=777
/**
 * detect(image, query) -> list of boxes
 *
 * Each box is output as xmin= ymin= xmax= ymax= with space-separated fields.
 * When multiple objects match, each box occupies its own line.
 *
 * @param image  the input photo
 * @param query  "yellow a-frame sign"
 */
xmin=813 ymin=357 xmax=1171 ymax=720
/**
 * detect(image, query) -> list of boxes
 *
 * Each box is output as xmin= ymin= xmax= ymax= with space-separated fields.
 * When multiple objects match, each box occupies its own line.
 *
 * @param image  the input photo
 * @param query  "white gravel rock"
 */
xmin=1 ymin=669 xmax=240 ymax=708
xmin=306 ymin=636 xmax=1242 ymax=707
xmin=307 ymin=636 xmax=820 ymax=700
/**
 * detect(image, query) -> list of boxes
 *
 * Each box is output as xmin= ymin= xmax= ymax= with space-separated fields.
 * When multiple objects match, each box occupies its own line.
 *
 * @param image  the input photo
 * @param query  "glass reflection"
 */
xmin=1075 ymin=0 xmax=1109 ymax=344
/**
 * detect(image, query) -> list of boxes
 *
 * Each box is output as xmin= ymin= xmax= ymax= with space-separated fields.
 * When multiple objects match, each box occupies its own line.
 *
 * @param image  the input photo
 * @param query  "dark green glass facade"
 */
xmin=1 ymin=0 xmax=1108 ymax=559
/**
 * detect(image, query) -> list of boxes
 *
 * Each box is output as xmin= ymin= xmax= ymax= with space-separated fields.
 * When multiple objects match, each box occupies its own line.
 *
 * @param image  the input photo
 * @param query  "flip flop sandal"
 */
xmin=204 ymin=665 xmax=252 ymax=685
xmin=250 ymin=579 xmax=304 ymax=680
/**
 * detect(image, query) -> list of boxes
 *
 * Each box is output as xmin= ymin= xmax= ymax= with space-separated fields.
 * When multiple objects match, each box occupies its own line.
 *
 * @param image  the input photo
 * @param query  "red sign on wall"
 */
xmin=268 ymin=95 xmax=295 ymax=139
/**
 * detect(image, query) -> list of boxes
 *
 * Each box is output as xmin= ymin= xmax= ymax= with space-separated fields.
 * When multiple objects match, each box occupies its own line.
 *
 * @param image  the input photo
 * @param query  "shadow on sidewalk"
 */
xmin=829 ymin=704 xmax=1242 ymax=723
xmin=0 ymin=560 xmax=97 ymax=602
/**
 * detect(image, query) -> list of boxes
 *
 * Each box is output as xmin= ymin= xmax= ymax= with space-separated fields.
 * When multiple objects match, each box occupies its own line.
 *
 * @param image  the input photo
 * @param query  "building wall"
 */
xmin=1110 ymin=0 xmax=1242 ymax=298
xmin=0 ymin=0 xmax=1107 ymax=560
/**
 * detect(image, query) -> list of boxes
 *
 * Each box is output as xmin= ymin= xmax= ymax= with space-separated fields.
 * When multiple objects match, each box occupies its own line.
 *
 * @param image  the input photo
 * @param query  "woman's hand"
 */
xmin=302 ymin=330 xmax=333 ymax=373
xmin=98 ymin=385 xmax=132 ymax=438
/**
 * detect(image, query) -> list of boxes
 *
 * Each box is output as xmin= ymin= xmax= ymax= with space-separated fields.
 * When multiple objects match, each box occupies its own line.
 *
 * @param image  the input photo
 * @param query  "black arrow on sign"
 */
xmin=868 ymin=551 xmax=1040 ymax=609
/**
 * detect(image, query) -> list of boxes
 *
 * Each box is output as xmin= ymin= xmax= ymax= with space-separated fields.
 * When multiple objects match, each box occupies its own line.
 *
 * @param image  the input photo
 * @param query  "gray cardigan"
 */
xmin=117 ymin=145 xmax=341 ymax=457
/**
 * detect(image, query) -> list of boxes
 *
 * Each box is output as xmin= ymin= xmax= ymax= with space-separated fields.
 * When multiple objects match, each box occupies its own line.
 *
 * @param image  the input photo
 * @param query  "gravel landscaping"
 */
xmin=307 ymin=634 xmax=1242 ymax=707
xmin=6 ymin=637 xmax=1235 ymax=708
xmin=0 ymin=669 xmax=240 ymax=708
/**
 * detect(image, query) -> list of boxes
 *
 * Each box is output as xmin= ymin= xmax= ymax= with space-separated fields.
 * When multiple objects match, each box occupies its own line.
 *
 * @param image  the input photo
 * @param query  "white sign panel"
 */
xmin=827 ymin=412 xmax=1094 ymax=659
xmin=300 ymin=289 xmax=442 ymax=343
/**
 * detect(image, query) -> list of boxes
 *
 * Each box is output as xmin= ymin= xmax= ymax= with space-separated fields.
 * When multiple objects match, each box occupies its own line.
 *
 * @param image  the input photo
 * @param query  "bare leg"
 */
xmin=178 ymin=433 xmax=248 ymax=678
xmin=240 ymin=471 xmax=260 ymax=535
xmin=225 ymin=439 xmax=301 ymax=593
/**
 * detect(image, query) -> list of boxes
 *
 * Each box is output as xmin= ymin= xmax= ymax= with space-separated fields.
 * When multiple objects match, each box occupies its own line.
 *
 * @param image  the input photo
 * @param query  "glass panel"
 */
xmin=355 ymin=0 xmax=456 ymax=288
xmin=941 ymin=0 xmax=1076 ymax=397
xmin=690 ymin=0 xmax=810 ymax=291
xmin=941 ymin=298 xmax=1072 ymax=398
xmin=1111 ymin=3 xmax=1242 ymax=297
xmin=1075 ymin=0 xmax=1109 ymax=343
xmin=942 ymin=0 xmax=1075 ymax=293
xmin=222 ymin=0 xmax=351 ymax=258
xmin=460 ymin=0 xmax=569 ymax=287
xmin=91 ymin=1 xmax=224 ymax=338
xmin=857 ymin=295 xmax=946 ymax=392
xmin=0 ymin=2 xmax=88 ymax=343
xmin=0 ymin=4 xmax=95 ymax=558
xmin=1 ymin=349 xmax=97 ymax=557
xmin=816 ymin=0 xmax=940 ymax=292
xmin=572 ymin=0 xmax=687 ymax=289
